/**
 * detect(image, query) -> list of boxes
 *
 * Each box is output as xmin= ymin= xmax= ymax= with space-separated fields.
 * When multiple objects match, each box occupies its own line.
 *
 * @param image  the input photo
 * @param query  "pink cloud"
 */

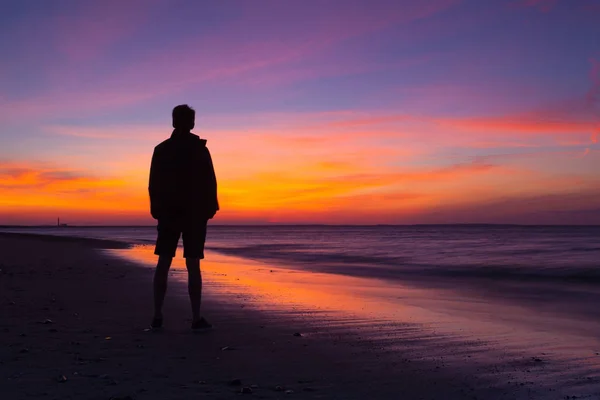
xmin=46 ymin=106 xmax=593 ymax=160
xmin=298 ymin=110 xmax=594 ymax=138
xmin=44 ymin=124 xmax=164 ymax=141
xmin=227 ymin=55 xmax=433 ymax=89
xmin=0 ymin=0 xmax=461 ymax=123
xmin=103 ymin=0 xmax=460 ymax=91
xmin=203 ymin=108 xmax=595 ymax=155
xmin=0 ymin=90 xmax=160 ymax=122
xmin=51 ymin=0 xmax=156 ymax=63
xmin=437 ymin=116 xmax=595 ymax=135
xmin=1 ymin=0 xmax=158 ymax=81
xmin=525 ymin=58 xmax=600 ymax=124
xmin=233 ymin=0 xmax=462 ymax=49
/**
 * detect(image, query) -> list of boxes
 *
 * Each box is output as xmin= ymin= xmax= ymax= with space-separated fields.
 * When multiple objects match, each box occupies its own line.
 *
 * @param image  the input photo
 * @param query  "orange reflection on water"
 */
xmin=113 ymin=244 xmax=439 ymax=323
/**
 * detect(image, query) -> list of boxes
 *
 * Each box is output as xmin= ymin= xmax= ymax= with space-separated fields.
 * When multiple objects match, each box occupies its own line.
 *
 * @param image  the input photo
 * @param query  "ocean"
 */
xmin=3 ymin=224 xmax=600 ymax=320
xmin=3 ymin=224 xmax=599 ymax=280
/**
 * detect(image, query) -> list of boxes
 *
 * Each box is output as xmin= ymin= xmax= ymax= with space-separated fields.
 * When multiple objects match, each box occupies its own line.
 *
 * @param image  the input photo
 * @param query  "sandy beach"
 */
xmin=2 ymin=232 xmax=600 ymax=400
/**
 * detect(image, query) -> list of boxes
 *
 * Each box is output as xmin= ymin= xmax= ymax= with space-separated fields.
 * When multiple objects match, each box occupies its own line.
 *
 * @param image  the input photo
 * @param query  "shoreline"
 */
xmin=0 ymin=231 xmax=131 ymax=249
xmin=1 ymin=232 xmax=599 ymax=399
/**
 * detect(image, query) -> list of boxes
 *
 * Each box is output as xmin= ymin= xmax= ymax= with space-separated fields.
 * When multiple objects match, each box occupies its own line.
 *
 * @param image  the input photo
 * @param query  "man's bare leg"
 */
xmin=185 ymin=257 xmax=202 ymax=323
xmin=153 ymin=255 xmax=173 ymax=322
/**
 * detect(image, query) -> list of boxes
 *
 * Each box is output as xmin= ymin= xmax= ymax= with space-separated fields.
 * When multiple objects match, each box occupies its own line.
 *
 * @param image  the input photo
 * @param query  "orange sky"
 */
xmin=1 ymin=111 xmax=598 ymax=225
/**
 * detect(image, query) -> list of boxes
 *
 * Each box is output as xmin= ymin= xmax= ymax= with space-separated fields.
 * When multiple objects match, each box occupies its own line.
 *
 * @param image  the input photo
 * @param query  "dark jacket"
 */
xmin=149 ymin=130 xmax=219 ymax=222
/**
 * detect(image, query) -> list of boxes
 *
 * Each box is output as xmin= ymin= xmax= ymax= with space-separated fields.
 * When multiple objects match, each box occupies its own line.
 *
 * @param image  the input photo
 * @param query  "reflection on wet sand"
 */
xmin=116 ymin=245 xmax=448 ymax=321
xmin=110 ymin=245 xmax=600 ymax=397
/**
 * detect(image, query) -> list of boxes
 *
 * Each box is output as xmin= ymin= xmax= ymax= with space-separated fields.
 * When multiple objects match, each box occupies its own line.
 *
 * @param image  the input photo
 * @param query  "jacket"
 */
xmin=148 ymin=130 xmax=219 ymax=221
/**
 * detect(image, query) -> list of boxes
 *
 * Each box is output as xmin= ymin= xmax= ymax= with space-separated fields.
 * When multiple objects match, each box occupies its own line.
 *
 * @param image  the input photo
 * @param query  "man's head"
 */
xmin=172 ymin=104 xmax=195 ymax=131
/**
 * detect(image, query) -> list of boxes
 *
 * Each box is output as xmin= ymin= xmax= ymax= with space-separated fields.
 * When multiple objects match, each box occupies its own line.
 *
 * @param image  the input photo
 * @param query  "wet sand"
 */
xmin=1 ymin=233 xmax=600 ymax=399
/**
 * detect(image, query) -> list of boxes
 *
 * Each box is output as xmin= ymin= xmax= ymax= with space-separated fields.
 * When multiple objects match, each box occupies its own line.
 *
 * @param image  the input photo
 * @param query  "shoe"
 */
xmin=191 ymin=317 xmax=212 ymax=331
xmin=150 ymin=317 xmax=163 ymax=329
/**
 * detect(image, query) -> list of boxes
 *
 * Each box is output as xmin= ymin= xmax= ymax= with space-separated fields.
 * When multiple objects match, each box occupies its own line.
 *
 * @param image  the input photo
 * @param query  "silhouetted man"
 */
xmin=149 ymin=104 xmax=218 ymax=330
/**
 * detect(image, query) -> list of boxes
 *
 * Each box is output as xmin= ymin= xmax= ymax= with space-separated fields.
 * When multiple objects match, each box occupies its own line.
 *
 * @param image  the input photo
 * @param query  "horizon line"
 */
xmin=1 ymin=223 xmax=600 ymax=228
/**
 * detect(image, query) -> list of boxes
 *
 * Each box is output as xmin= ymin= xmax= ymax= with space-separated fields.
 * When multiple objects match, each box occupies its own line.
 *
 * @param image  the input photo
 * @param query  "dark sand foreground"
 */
xmin=0 ymin=233 xmax=594 ymax=399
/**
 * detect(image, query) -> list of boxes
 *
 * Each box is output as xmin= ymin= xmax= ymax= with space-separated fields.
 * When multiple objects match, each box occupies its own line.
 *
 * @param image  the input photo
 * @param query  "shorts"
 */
xmin=154 ymin=219 xmax=208 ymax=259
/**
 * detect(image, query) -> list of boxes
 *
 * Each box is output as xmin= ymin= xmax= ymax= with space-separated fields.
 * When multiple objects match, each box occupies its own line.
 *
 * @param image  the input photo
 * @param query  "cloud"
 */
xmin=218 ymin=160 xmax=500 ymax=214
xmin=0 ymin=161 xmax=136 ymax=214
xmin=51 ymin=0 xmax=157 ymax=63
xmin=2 ymin=0 xmax=161 ymax=67
xmin=0 ymin=162 xmax=121 ymax=190
xmin=229 ymin=53 xmax=433 ymax=89
xmin=414 ymin=188 xmax=600 ymax=225
xmin=44 ymin=124 xmax=164 ymax=140
xmin=244 ymin=109 xmax=595 ymax=152
xmin=0 ymin=0 xmax=461 ymax=122
xmin=437 ymin=116 xmax=595 ymax=135
xmin=218 ymin=160 xmax=600 ymax=225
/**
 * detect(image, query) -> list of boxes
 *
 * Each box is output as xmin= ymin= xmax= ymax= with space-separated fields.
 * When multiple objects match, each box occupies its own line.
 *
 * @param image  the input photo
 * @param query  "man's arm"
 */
xmin=205 ymin=147 xmax=219 ymax=219
xmin=148 ymin=148 xmax=161 ymax=220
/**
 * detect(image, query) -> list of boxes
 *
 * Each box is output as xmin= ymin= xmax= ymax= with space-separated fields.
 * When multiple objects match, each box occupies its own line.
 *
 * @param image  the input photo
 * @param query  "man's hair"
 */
xmin=172 ymin=104 xmax=195 ymax=130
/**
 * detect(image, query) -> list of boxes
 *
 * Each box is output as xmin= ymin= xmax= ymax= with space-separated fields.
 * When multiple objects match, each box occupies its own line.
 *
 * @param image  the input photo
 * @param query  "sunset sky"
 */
xmin=1 ymin=0 xmax=599 ymax=225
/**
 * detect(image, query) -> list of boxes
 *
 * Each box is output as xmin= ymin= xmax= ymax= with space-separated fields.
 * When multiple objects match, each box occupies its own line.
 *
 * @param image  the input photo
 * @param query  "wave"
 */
xmin=208 ymin=244 xmax=600 ymax=285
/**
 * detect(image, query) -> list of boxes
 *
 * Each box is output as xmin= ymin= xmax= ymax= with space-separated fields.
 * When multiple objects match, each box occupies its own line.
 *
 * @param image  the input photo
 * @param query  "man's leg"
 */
xmin=153 ymin=219 xmax=180 ymax=326
xmin=182 ymin=220 xmax=211 ymax=329
xmin=153 ymin=255 xmax=173 ymax=320
xmin=185 ymin=257 xmax=202 ymax=323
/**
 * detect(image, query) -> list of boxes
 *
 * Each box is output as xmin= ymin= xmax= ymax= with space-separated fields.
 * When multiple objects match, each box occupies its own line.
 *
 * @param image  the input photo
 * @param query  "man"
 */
xmin=149 ymin=104 xmax=219 ymax=330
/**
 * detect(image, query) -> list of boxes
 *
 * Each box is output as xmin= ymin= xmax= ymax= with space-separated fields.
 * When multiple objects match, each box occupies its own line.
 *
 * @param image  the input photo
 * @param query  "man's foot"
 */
xmin=151 ymin=317 xmax=163 ymax=329
xmin=191 ymin=317 xmax=212 ymax=331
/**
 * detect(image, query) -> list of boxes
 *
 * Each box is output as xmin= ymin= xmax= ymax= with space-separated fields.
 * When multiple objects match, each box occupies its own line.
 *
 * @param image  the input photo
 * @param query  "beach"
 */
xmin=2 ymin=231 xmax=600 ymax=399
